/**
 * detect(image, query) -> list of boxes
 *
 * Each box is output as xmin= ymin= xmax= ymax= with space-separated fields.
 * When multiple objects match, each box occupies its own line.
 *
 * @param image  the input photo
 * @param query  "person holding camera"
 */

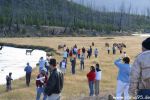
xmin=114 ymin=57 xmax=131 ymax=100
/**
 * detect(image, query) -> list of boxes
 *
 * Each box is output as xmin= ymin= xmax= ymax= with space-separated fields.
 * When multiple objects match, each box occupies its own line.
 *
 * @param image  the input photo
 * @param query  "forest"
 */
xmin=0 ymin=0 xmax=150 ymax=37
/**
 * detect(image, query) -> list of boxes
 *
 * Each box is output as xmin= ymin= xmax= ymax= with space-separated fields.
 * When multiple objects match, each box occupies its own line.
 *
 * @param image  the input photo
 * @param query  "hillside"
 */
xmin=0 ymin=0 xmax=150 ymax=37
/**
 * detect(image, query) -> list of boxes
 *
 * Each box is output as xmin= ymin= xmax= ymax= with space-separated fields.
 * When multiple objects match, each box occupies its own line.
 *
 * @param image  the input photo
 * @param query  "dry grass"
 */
xmin=0 ymin=36 xmax=146 ymax=100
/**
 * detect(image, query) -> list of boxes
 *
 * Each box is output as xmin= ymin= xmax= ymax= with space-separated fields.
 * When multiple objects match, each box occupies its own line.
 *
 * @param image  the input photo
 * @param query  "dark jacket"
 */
xmin=6 ymin=75 xmax=13 ymax=85
xmin=82 ymin=48 xmax=85 ymax=53
xmin=44 ymin=68 xmax=64 ymax=96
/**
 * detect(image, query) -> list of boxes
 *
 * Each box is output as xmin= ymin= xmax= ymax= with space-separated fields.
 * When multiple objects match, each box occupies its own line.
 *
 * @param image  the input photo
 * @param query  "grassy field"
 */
xmin=0 ymin=36 xmax=145 ymax=100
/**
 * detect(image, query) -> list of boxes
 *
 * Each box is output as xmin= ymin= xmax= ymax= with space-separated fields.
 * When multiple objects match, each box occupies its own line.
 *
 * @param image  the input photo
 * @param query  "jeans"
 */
xmin=26 ymin=72 xmax=31 ymax=86
xmin=80 ymin=61 xmax=84 ymax=70
xmin=137 ymin=89 xmax=150 ymax=100
xmin=116 ymin=80 xmax=129 ymax=100
xmin=89 ymin=81 xmax=94 ymax=96
xmin=47 ymin=94 xmax=61 ymax=100
xmin=36 ymin=87 xmax=47 ymax=100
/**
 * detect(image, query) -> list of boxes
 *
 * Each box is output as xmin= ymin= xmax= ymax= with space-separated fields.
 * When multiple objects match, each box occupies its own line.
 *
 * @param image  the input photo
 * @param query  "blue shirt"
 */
xmin=63 ymin=51 xmax=68 ymax=58
xmin=114 ymin=59 xmax=131 ymax=83
xmin=39 ymin=59 xmax=45 ymax=68
xmin=24 ymin=65 xmax=32 ymax=73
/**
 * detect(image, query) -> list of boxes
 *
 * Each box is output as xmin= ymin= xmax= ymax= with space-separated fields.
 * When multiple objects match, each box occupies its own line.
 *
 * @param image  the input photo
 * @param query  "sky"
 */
xmin=72 ymin=0 xmax=150 ymax=15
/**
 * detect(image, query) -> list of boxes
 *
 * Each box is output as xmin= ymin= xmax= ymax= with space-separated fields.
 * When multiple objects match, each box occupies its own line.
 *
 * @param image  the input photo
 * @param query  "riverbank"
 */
xmin=0 ymin=36 xmax=144 ymax=100
xmin=0 ymin=46 xmax=46 ymax=85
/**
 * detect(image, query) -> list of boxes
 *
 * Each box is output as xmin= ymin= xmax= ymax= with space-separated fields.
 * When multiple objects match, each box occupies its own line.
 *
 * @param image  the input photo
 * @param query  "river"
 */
xmin=0 ymin=46 xmax=46 ymax=85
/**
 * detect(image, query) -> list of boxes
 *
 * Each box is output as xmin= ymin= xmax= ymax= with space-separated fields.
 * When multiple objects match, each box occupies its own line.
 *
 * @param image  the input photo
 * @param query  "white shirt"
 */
xmin=95 ymin=70 xmax=102 ymax=80
xmin=61 ymin=62 xmax=66 ymax=69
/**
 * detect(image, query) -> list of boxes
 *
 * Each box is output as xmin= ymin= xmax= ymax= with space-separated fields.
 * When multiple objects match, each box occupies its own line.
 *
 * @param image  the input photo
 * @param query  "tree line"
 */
xmin=0 ymin=0 xmax=150 ymax=36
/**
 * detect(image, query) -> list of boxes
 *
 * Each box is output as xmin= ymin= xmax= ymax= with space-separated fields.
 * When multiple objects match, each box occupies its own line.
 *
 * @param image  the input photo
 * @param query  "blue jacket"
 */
xmin=114 ymin=58 xmax=131 ymax=83
xmin=24 ymin=65 xmax=32 ymax=73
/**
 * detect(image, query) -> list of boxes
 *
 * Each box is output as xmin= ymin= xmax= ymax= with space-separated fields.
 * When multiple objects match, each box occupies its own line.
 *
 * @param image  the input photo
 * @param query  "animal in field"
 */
xmin=92 ymin=42 xmax=94 ymax=46
xmin=58 ymin=44 xmax=66 ymax=50
xmin=26 ymin=49 xmax=34 ymax=55
xmin=105 ymin=43 xmax=109 ymax=47
xmin=0 ymin=45 xmax=3 ymax=50
xmin=120 ymin=43 xmax=126 ymax=48
xmin=113 ymin=43 xmax=126 ymax=48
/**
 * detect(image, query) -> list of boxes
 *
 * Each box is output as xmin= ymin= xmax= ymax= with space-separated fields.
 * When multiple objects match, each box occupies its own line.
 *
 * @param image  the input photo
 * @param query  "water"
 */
xmin=132 ymin=33 xmax=150 ymax=37
xmin=0 ymin=46 xmax=46 ymax=85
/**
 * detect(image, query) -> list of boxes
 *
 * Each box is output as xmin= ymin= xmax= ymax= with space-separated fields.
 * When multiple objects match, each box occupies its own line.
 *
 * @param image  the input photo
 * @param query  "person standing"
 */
xmin=70 ymin=56 xmax=76 ymax=74
xmin=94 ymin=48 xmax=98 ymax=58
xmin=36 ymin=68 xmax=48 ymax=100
xmin=66 ymin=47 xmax=69 ymax=57
xmin=87 ymin=66 xmax=96 ymax=96
xmin=80 ymin=54 xmax=85 ymax=70
xmin=69 ymin=49 xmax=73 ymax=57
xmin=112 ymin=46 xmax=116 ymax=55
xmin=60 ymin=59 xmax=67 ymax=74
xmin=77 ymin=49 xmax=81 ymax=59
xmin=45 ymin=58 xmax=50 ymax=75
xmin=44 ymin=58 xmax=64 ymax=100
xmin=129 ymin=37 xmax=150 ymax=99
xmin=90 ymin=46 xmax=92 ymax=57
xmin=24 ymin=62 xmax=32 ymax=87
xmin=107 ymin=46 xmax=110 ymax=54
xmin=114 ymin=57 xmax=131 ymax=100
xmin=95 ymin=63 xmax=102 ymax=96
xmin=39 ymin=57 xmax=46 ymax=72
xmin=63 ymin=50 xmax=68 ymax=63
xmin=6 ymin=72 xmax=13 ymax=92
xmin=82 ymin=47 xmax=86 ymax=56
xmin=87 ymin=49 xmax=91 ymax=59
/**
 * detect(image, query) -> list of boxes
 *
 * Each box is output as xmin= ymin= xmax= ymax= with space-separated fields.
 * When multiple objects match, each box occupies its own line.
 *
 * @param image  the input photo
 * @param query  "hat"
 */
xmin=142 ymin=37 xmax=150 ymax=50
xmin=49 ymin=58 xmax=56 ymax=66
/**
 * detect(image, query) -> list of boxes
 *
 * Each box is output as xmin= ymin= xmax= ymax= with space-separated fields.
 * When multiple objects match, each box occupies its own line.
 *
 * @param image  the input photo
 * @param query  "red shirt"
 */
xmin=87 ymin=71 xmax=96 ymax=81
xmin=69 ymin=51 xmax=73 ymax=57
xmin=78 ymin=49 xmax=80 ymax=54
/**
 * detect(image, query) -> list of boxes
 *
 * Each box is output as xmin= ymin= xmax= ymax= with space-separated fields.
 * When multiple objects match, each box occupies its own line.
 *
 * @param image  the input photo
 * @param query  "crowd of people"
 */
xmin=5 ymin=37 xmax=150 ymax=100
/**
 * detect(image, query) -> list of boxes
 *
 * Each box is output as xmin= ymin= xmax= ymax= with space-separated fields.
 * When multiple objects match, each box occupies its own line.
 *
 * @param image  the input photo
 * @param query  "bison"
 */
xmin=58 ymin=44 xmax=66 ymax=50
xmin=105 ymin=43 xmax=110 ymax=47
xmin=92 ymin=42 xmax=94 ymax=46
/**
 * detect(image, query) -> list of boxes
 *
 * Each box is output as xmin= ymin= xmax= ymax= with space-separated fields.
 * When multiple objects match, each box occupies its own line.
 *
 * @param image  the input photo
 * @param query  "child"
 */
xmin=80 ymin=54 xmax=85 ymax=70
xmin=60 ymin=59 xmax=67 ymax=74
xmin=6 ymin=72 xmax=13 ymax=91
xmin=36 ymin=68 xmax=48 ymax=100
